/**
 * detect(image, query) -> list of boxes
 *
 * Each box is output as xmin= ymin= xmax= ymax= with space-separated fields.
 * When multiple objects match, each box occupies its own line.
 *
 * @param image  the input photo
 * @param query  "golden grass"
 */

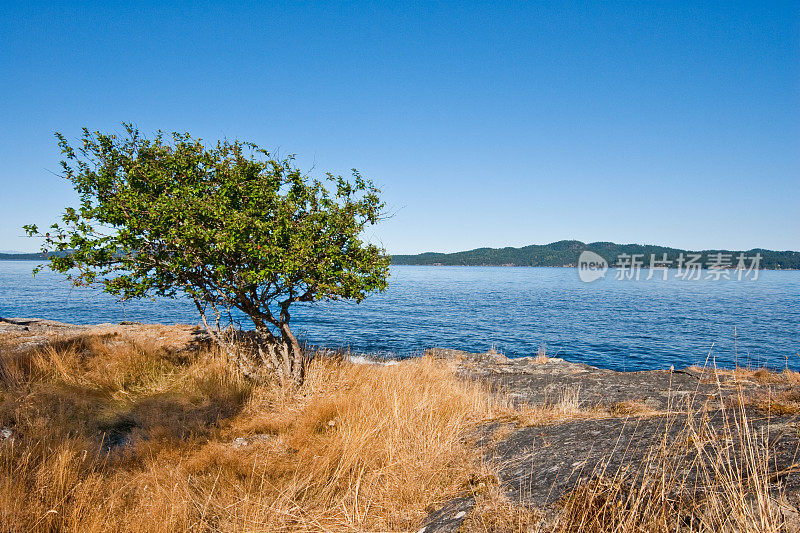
xmin=493 ymin=385 xmax=603 ymax=427
xmin=0 ymin=332 xmax=499 ymax=532
xmin=1 ymin=330 xmax=796 ymax=532
xmin=552 ymin=392 xmax=795 ymax=532
xmin=689 ymin=364 xmax=800 ymax=387
xmin=531 ymin=345 xmax=549 ymax=364
xmin=690 ymin=365 xmax=800 ymax=416
xmin=462 ymin=477 xmax=543 ymax=533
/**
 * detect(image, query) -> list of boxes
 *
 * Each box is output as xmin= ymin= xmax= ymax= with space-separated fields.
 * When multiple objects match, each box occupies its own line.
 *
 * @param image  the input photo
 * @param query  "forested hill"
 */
xmin=0 ymin=252 xmax=57 ymax=261
xmin=3 ymin=243 xmax=799 ymax=269
xmin=389 ymin=240 xmax=800 ymax=269
xmin=0 ymin=252 xmax=64 ymax=261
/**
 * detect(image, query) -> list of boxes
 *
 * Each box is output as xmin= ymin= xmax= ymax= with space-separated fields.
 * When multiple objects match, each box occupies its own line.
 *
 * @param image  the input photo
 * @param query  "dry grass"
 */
xmin=552 ymin=391 xmax=796 ymax=532
xmin=462 ymin=475 xmax=543 ymax=532
xmin=689 ymin=365 xmax=800 ymax=387
xmin=0 ymin=331 xmax=500 ymax=532
xmin=495 ymin=386 xmax=665 ymax=428
xmin=608 ymin=400 xmax=662 ymax=417
xmin=494 ymin=385 xmax=601 ymax=427
xmin=1 ymin=330 xmax=796 ymax=532
xmin=689 ymin=365 xmax=800 ymax=415
xmin=532 ymin=346 xmax=549 ymax=364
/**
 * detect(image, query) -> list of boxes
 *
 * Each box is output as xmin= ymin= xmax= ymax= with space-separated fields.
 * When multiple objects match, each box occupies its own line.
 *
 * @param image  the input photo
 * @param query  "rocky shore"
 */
xmin=421 ymin=348 xmax=800 ymax=531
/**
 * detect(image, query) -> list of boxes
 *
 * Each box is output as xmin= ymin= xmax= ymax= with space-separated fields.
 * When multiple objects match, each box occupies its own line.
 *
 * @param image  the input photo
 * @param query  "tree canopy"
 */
xmin=26 ymin=124 xmax=390 ymax=384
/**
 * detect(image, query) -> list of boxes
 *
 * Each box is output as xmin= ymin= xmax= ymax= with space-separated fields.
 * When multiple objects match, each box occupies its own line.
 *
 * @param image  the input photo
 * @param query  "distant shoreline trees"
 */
xmin=389 ymin=241 xmax=800 ymax=270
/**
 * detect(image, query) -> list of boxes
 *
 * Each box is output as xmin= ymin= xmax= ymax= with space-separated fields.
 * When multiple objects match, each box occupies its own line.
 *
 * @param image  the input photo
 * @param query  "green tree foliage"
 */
xmin=25 ymin=125 xmax=389 ymax=385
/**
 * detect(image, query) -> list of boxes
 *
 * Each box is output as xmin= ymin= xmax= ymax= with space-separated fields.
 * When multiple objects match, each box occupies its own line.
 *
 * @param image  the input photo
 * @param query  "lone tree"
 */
xmin=25 ymin=125 xmax=389 ymax=386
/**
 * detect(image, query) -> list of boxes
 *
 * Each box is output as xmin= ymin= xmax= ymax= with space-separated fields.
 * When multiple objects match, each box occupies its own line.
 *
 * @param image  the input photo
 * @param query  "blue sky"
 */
xmin=1 ymin=1 xmax=798 ymax=254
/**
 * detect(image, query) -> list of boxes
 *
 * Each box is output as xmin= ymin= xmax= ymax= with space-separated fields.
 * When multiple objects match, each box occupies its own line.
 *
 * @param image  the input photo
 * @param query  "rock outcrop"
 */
xmin=424 ymin=347 xmax=800 ymax=531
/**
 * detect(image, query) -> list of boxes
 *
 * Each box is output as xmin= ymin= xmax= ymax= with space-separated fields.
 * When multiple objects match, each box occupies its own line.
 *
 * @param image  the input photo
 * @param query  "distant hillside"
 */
xmin=4 ymin=243 xmax=799 ymax=269
xmin=390 ymin=240 xmax=800 ymax=269
xmin=0 ymin=252 xmax=52 ymax=261
xmin=0 ymin=251 xmax=74 ymax=261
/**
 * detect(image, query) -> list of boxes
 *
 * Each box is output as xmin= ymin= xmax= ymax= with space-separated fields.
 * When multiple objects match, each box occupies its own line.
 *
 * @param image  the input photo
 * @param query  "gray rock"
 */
xmin=422 ymin=348 xmax=800 ymax=529
xmin=417 ymin=496 xmax=475 ymax=533
xmin=0 ymin=427 xmax=14 ymax=443
xmin=232 ymin=434 xmax=273 ymax=448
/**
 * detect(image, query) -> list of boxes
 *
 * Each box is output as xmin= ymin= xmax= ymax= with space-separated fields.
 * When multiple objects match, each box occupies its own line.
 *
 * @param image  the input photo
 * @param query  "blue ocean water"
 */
xmin=1 ymin=261 xmax=798 ymax=371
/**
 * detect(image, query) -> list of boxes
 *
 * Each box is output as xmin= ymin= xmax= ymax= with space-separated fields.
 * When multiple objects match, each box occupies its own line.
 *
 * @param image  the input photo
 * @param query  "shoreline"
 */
xmin=1 ymin=316 xmax=794 ymax=374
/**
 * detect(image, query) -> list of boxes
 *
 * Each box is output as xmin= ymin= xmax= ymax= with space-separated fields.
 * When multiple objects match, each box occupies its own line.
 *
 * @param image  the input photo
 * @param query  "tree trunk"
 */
xmin=248 ymin=323 xmax=304 ymax=387
xmin=194 ymin=300 xmax=305 ymax=386
xmin=280 ymin=323 xmax=305 ymax=386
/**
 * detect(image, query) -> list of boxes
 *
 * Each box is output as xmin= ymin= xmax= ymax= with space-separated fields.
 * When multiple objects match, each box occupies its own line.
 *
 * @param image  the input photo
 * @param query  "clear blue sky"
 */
xmin=1 ymin=1 xmax=798 ymax=254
